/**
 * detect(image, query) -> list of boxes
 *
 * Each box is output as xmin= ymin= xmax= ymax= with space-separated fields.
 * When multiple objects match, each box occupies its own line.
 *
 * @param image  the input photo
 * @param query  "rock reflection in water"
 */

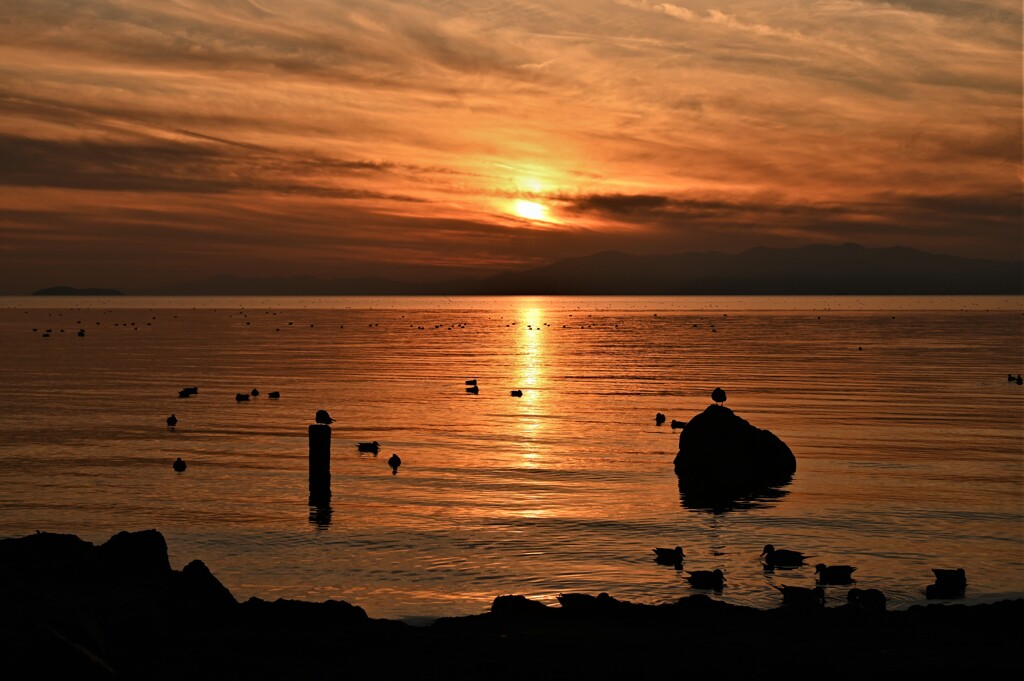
xmin=677 ymin=474 xmax=792 ymax=514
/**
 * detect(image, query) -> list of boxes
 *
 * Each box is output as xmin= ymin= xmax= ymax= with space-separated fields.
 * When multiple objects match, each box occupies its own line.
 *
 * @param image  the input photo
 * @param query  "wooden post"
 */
xmin=308 ymin=424 xmax=331 ymax=501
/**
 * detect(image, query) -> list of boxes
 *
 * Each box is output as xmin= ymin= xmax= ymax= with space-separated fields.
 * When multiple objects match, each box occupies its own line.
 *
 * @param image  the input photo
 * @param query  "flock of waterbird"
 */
xmin=650 ymin=542 xmax=968 ymax=609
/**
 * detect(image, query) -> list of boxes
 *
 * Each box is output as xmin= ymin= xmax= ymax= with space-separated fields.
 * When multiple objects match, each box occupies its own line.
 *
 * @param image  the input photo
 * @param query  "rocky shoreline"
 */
xmin=2 ymin=530 xmax=1021 ymax=679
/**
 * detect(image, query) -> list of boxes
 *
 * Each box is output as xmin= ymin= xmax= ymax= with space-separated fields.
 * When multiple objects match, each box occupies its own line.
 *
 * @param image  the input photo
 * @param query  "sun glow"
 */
xmin=513 ymin=199 xmax=549 ymax=222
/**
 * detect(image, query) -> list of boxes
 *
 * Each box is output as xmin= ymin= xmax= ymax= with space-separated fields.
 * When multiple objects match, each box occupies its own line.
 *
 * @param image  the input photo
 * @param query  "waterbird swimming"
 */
xmin=655 ymin=412 xmax=666 ymax=425
xmin=685 ymin=569 xmax=725 ymax=591
xmin=358 ymin=441 xmax=380 ymax=453
xmin=166 ymin=414 xmax=177 ymax=428
xmin=466 ymin=385 xmax=479 ymax=394
xmin=761 ymin=544 xmax=809 ymax=567
xmin=774 ymin=585 xmax=825 ymax=608
xmin=388 ymin=453 xmax=401 ymax=473
xmin=711 ymin=387 xmax=727 ymax=405
xmin=465 ymin=379 xmax=477 ymax=386
xmin=268 ymin=391 xmax=280 ymax=399
xmin=846 ymin=588 xmax=886 ymax=611
xmin=178 ymin=389 xmax=191 ymax=398
xmin=235 ymin=393 xmax=250 ymax=402
xmin=670 ymin=420 xmax=686 ymax=429
xmin=815 ymin=563 xmax=857 ymax=584
xmin=172 ymin=458 xmax=186 ymax=472
xmin=510 ymin=389 xmax=523 ymax=397
xmin=315 ymin=410 xmax=334 ymax=425
xmin=653 ymin=546 xmax=684 ymax=565
xmin=250 ymin=388 xmax=259 ymax=397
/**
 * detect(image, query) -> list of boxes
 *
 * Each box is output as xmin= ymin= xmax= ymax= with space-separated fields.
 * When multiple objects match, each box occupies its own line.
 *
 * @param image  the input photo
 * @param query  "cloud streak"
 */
xmin=0 ymin=0 xmax=1019 ymax=291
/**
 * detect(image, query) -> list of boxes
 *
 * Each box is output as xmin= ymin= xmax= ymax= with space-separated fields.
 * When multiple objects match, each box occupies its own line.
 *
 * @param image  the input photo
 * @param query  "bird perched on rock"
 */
xmin=172 ymin=457 xmax=186 ymax=472
xmin=655 ymin=412 xmax=666 ymax=425
xmin=775 ymin=585 xmax=825 ymax=608
xmin=653 ymin=546 xmax=684 ymax=566
xmin=815 ymin=563 xmax=857 ymax=584
xmin=315 ymin=409 xmax=335 ymax=425
xmin=166 ymin=414 xmax=177 ymax=428
xmin=388 ymin=453 xmax=401 ymax=473
xmin=357 ymin=441 xmax=380 ymax=453
xmin=761 ymin=544 xmax=808 ymax=568
xmin=846 ymin=588 xmax=886 ymax=611
xmin=711 ymin=387 xmax=726 ymax=405
xmin=685 ymin=569 xmax=726 ymax=591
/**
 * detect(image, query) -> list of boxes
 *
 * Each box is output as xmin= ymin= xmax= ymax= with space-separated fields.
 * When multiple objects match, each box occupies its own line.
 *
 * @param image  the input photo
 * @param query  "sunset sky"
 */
xmin=0 ymin=0 xmax=1020 ymax=292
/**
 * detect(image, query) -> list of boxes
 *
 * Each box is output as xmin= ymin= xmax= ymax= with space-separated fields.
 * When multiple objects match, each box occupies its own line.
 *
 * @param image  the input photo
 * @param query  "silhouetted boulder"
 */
xmin=240 ymin=597 xmax=368 ymax=629
xmin=98 ymin=530 xmax=171 ymax=582
xmin=674 ymin=405 xmax=795 ymax=509
xmin=491 ymin=594 xmax=550 ymax=617
xmin=0 ymin=532 xmax=98 ymax=588
xmin=173 ymin=560 xmax=237 ymax=613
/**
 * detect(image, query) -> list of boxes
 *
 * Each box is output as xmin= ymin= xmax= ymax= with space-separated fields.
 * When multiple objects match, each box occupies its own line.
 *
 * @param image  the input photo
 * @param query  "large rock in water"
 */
xmin=674 ymin=405 xmax=796 ymax=487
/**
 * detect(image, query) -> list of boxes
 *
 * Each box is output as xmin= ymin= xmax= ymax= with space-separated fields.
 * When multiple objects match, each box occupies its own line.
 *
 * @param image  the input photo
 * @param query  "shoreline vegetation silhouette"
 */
xmin=1 ymin=529 xmax=1020 ymax=679
xmin=25 ymin=243 xmax=1024 ymax=296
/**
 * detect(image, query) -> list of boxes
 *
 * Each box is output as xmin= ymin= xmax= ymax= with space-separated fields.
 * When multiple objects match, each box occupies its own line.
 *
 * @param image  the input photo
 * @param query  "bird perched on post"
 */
xmin=315 ymin=410 xmax=335 ymax=425
xmin=388 ymin=453 xmax=401 ymax=474
xmin=711 ymin=387 xmax=726 ymax=405
xmin=166 ymin=414 xmax=177 ymax=428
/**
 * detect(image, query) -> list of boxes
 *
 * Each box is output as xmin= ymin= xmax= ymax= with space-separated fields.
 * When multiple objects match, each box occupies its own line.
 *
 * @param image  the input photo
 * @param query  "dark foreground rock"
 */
xmin=2 ymin=531 xmax=1021 ymax=680
xmin=674 ymin=405 xmax=797 ymax=511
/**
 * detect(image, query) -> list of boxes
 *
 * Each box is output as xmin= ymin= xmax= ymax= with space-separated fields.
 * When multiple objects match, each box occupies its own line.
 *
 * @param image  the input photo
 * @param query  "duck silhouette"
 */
xmin=670 ymin=420 xmax=686 ymax=429
xmin=250 ymin=388 xmax=259 ymax=397
xmin=761 ymin=544 xmax=809 ymax=568
xmin=510 ymin=389 xmax=523 ymax=397
xmin=685 ymin=569 xmax=726 ymax=591
xmin=653 ymin=546 xmax=684 ymax=566
xmin=846 ymin=588 xmax=886 ymax=611
xmin=315 ymin=410 xmax=335 ymax=425
xmin=815 ymin=563 xmax=857 ymax=584
xmin=775 ymin=585 xmax=825 ymax=608
xmin=466 ymin=385 xmax=479 ymax=394
xmin=235 ymin=393 xmax=250 ymax=402
xmin=655 ymin=412 xmax=666 ymax=425
xmin=388 ymin=453 xmax=401 ymax=474
xmin=465 ymin=379 xmax=477 ymax=386
xmin=172 ymin=458 xmax=186 ymax=472
xmin=166 ymin=414 xmax=177 ymax=428
xmin=711 ymin=387 xmax=726 ymax=405
xmin=358 ymin=441 xmax=380 ymax=453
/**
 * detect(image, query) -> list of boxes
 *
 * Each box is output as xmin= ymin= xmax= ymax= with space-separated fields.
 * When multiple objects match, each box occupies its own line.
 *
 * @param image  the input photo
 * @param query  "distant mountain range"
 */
xmin=34 ymin=244 xmax=1024 ymax=296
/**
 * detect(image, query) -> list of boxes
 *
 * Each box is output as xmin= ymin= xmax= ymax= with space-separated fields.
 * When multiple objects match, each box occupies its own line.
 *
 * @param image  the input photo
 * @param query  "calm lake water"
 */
xmin=1 ymin=296 xmax=1022 ymax=619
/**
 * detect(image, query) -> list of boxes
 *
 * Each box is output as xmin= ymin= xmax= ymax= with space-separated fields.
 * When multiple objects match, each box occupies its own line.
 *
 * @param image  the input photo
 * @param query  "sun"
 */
xmin=513 ymin=199 xmax=549 ymax=222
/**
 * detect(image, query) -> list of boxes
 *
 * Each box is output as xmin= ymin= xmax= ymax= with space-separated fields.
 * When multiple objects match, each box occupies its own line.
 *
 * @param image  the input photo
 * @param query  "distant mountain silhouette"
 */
xmin=147 ymin=244 xmax=1022 ymax=295
xmin=33 ymin=285 xmax=123 ymax=296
